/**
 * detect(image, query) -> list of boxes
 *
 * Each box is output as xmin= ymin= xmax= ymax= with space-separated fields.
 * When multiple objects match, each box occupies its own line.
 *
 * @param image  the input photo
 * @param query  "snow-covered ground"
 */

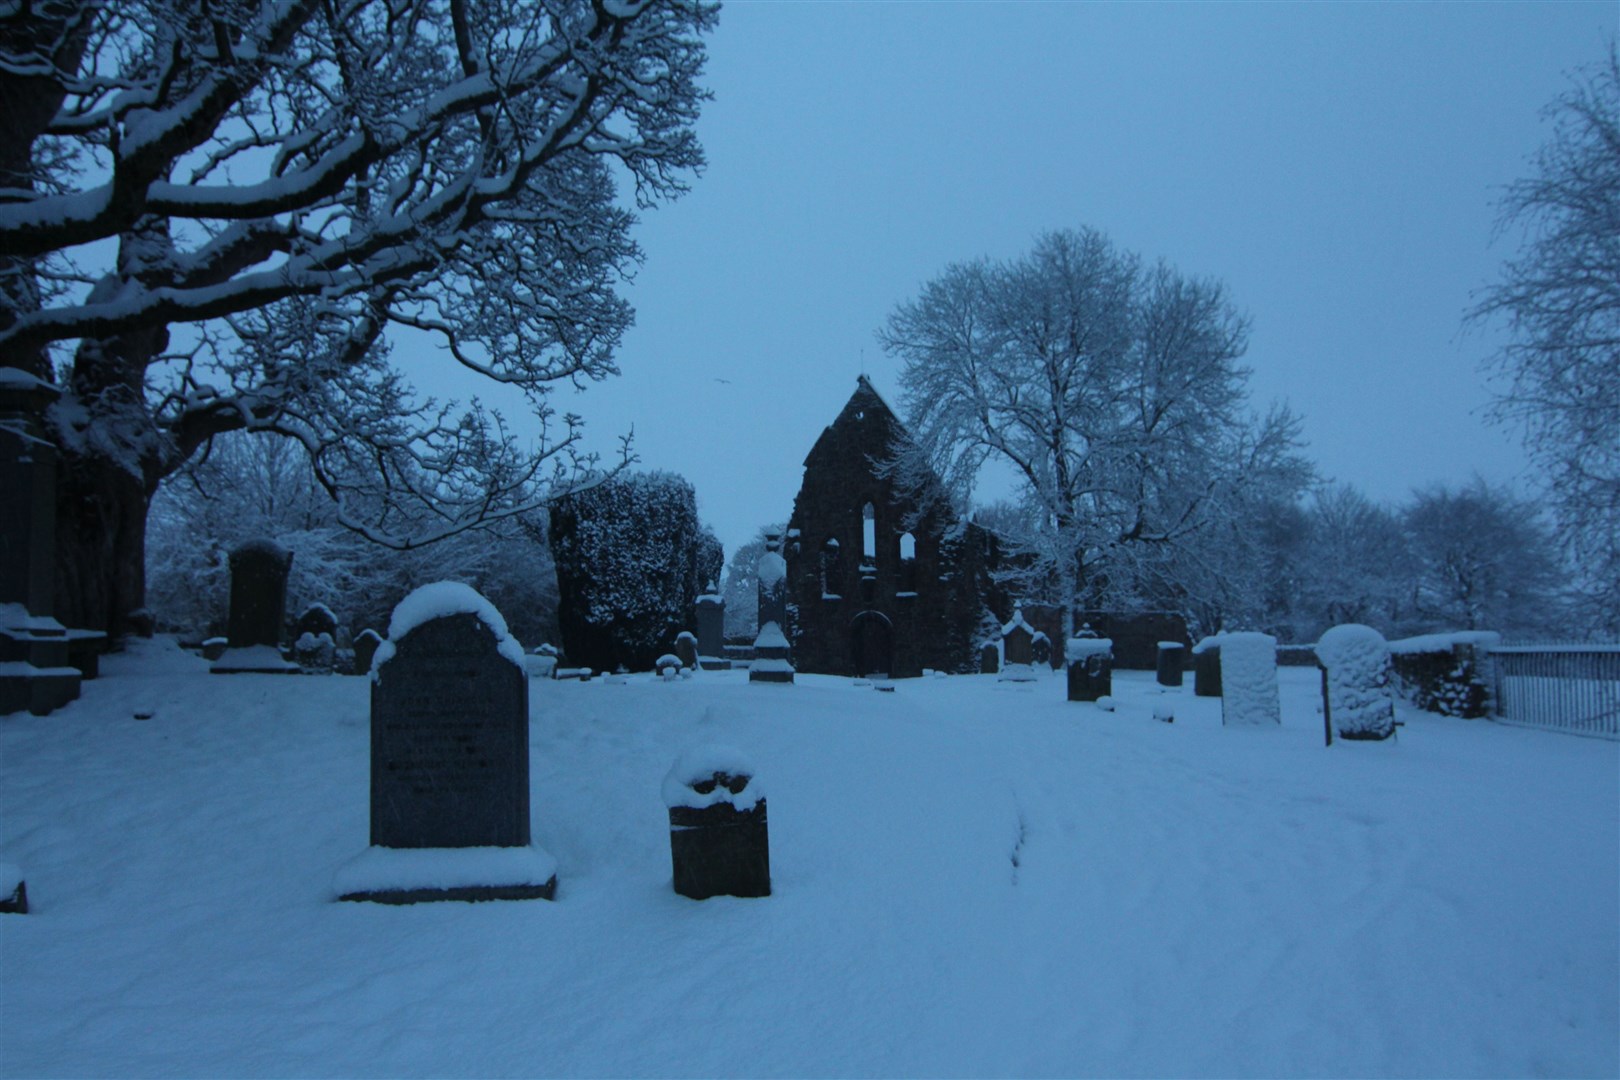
xmin=2 ymin=639 xmax=1615 ymax=1078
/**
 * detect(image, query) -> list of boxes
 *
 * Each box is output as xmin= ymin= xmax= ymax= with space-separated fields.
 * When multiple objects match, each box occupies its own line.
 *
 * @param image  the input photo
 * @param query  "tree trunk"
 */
xmin=54 ymin=446 xmax=153 ymax=638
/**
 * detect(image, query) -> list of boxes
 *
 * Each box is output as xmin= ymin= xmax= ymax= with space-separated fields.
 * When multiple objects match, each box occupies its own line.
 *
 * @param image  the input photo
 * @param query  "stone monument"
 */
xmin=664 ymin=745 xmax=770 ymax=900
xmin=335 ymin=582 xmax=556 ymax=903
xmin=749 ymin=534 xmax=794 ymax=684
xmin=210 ymin=539 xmax=298 ymax=673
xmin=695 ymin=587 xmax=727 ymax=670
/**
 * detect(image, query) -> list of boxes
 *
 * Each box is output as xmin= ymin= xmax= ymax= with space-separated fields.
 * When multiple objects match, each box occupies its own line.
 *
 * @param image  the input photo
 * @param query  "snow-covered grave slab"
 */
xmin=338 ymin=582 xmax=554 ymax=904
xmin=1219 ymin=631 xmax=1280 ymax=727
xmin=1318 ymin=624 xmax=1397 ymax=741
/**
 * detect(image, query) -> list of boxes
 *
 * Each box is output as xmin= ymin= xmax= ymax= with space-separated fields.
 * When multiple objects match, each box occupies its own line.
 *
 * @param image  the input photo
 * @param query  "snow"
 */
xmin=1066 ymin=637 xmax=1113 ymax=658
xmin=754 ymin=620 xmax=788 ymax=650
xmin=661 ymin=744 xmax=764 ymax=811
xmin=1220 ymin=631 xmax=1281 ymax=726
xmin=1191 ymin=633 xmax=1225 ymax=655
xmin=331 ymin=845 xmax=558 ymax=898
xmin=1389 ymin=630 xmax=1503 ymax=655
xmin=1001 ymin=608 xmax=1036 ymax=637
xmin=209 ymin=644 xmax=298 ymax=673
xmin=757 ymin=551 xmax=787 ymax=586
xmin=0 ymin=604 xmax=65 ymax=633
xmin=372 ymin=581 xmax=525 ymax=673
xmin=0 ymin=860 xmax=19 ymax=895
xmin=0 ymin=653 xmax=1615 ymax=1077
xmin=1318 ymin=624 xmax=1397 ymax=740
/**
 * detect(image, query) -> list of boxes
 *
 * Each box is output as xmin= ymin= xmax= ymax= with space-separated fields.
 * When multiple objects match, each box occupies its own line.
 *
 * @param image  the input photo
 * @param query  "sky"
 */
xmin=412 ymin=1 xmax=1617 ymax=560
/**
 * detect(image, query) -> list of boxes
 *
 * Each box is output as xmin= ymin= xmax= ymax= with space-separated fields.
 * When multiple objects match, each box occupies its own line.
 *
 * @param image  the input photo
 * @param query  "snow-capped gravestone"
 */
xmin=980 ymin=641 xmax=999 ymax=674
xmin=351 ymin=629 xmax=382 ymax=676
xmin=1157 ymin=642 xmax=1185 ymax=688
xmin=998 ymin=609 xmax=1039 ymax=682
xmin=750 ymin=536 xmax=794 ymax=684
xmin=664 ymin=745 xmax=770 ymax=900
xmin=695 ymin=588 xmax=727 ymax=670
xmin=1066 ymin=638 xmax=1114 ymax=702
xmin=1318 ymin=624 xmax=1397 ymax=741
xmin=1192 ymin=637 xmax=1223 ymax=697
xmin=1218 ymin=632 xmax=1281 ymax=727
xmin=673 ymin=631 xmax=699 ymax=671
xmin=210 ymin=540 xmax=298 ymax=674
xmin=335 ymin=583 xmax=556 ymax=904
xmin=1031 ymin=633 xmax=1052 ymax=668
xmin=295 ymin=603 xmax=338 ymax=641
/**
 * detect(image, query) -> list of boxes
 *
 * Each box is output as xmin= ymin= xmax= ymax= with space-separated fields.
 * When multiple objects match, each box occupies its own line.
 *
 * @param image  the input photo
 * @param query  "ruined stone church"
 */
xmin=783 ymin=377 xmax=1001 ymax=678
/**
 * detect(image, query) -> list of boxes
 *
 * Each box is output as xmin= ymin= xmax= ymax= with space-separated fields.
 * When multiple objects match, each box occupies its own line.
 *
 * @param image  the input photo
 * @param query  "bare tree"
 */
xmin=0 ymin=0 xmax=715 ymax=634
xmin=881 ymin=227 xmax=1307 ymax=639
xmin=1471 ymin=47 xmax=1620 ymax=634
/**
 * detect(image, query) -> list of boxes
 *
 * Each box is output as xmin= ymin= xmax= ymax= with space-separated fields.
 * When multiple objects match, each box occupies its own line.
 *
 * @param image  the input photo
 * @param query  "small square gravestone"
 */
xmin=1156 ymin=642 xmax=1185 ymax=687
xmin=335 ymin=583 xmax=555 ymax=904
xmin=664 ymin=746 xmax=770 ymax=900
xmin=1066 ymin=638 xmax=1114 ymax=702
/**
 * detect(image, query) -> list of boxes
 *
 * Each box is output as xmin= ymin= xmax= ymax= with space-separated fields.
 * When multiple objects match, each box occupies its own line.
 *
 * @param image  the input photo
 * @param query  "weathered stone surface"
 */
xmin=370 ymin=612 xmax=529 ymax=849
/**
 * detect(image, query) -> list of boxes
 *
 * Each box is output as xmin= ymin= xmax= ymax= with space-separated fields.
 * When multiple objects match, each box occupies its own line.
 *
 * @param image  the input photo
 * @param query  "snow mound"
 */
xmin=662 ymin=744 xmax=764 ymax=811
xmin=1221 ymin=632 xmax=1280 ymax=726
xmin=755 ymin=621 xmax=789 ymax=649
xmin=373 ymin=581 xmax=525 ymax=673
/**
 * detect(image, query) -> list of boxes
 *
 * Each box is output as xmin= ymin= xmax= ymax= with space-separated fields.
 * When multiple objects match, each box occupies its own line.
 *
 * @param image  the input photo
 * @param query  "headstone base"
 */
xmin=998 ymin=663 xmax=1039 ymax=683
xmin=210 ymin=645 xmax=300 ymax=674
xmin=333 ymin=844 xmax=558 ymax=904
xmin=698 ymin=657 xmax=731 ymax=671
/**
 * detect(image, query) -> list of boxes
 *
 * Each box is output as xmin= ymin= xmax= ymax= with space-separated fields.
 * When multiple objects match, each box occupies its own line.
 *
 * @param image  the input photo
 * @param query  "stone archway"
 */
xmin=850 ymin=611 xmax=893 ymax=678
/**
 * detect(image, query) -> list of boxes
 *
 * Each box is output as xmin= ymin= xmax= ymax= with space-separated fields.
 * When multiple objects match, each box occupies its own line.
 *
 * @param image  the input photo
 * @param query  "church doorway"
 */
xmin=850 ymin=611 xmax=893 ymax=678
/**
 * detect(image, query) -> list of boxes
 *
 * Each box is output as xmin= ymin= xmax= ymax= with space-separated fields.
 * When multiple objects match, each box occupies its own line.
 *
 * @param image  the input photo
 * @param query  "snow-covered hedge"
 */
xmin=1387 ymin=631 xmax=1499 ymax=718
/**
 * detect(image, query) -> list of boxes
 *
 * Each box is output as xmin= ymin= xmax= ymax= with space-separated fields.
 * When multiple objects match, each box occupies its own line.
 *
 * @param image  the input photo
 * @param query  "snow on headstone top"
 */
xmin=662 ymin=744 xmax=763 ymax=811
xmin=1317 ymin=624 xmax=1389 ymax=673
xmin=755 ymin=620 xmax=789 ymax=649
xmin=758 ymin=551 xmax=787 ymax=586
xmin=675 ymin=630 xmax=697 ymax=644
xmin=1388 ymin=631 xmax=1502 ymax=655
xmin=1158 ymin=641 xmax=1185 ymax=650
xmin=373 ymin=581 xmax=524 ymax=673
xmin=1191 ymin=634 xmax=1227 ymax=655
xmin=1066 ymin=637 xmax=1113 ymax=658
xmin=232 ymin=537 xmax=291 ymax=562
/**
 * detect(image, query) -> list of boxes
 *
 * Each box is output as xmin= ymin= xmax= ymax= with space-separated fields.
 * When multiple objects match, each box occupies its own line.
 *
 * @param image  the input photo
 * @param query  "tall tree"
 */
xmin=881 ymin=227 xmax=1306 ymax=638
xmin=1471 ymin=47 xmax=1620 ymax=634
xmin=0 ymin=0 xmax=715 ymax=634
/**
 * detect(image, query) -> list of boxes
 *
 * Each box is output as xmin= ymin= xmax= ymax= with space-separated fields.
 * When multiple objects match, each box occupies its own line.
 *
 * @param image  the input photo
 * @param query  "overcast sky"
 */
xmin=433 ymin=1 xmax=1616 ymax=559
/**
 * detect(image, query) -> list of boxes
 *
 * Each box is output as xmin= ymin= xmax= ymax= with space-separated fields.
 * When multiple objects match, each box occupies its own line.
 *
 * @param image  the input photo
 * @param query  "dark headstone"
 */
xmin=696 ymin=591 xmax=725 ymax=664
xmin=1031 ymin=634 xmax=1052 ymax=668
xmin=202 ymin=637 xmax=228 ymax=661
xmin=1003 ymin=624 xmax=1033 ymax=666
xmin=980 ymin=642 xmax=1000 ymax=674
xmin=1067 ymin=640 xmax=1114 ymax=702
xmin=1194 ymin=642 xmax=1222 ymax=697
xmin=369 ymin=612 xmax=530 ymax=850
xmin=665 ymin=757 xmax=770 ymax=900
xmin=1156 ymin=642 xmax=1185 ymax=687
xmin=227 ymin=540 xmax=292 ymax=649
xmin=352 ymin=629 xmax=382 ymax=675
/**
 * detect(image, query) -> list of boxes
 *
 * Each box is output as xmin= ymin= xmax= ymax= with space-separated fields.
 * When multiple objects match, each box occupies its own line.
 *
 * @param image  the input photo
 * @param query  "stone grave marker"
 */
xmin=211 ymin=539 xmax=298 ymax=673
xmin=750 ymin=535 xmax=794 ymax=684
xmin=998 ymin=608 xmax=1038 ymax=682
xmin=1219 ymin=632 xmax=1281 ymax=727
xmin=335 ymin=582 xmax=555 ymax=904
xmin=1192 ymin=637 xmax=1223 ymax=697
xmin=664 ymin=745 xmax=770 ymax=900
xmin=695 ymin=588 xmax=727 ymax=670
xmin=673 ymin=631 xmax=699 ymax=670
xmin=979 ymin=641 xmax=999 ymax=674
xmin=1066 ymin=638 xmax=1114 ymax=702
xmin=1157 ymin=642 xmax=1185 ymax=687
xmin=351 ymin=629 xmax=383 ymax=676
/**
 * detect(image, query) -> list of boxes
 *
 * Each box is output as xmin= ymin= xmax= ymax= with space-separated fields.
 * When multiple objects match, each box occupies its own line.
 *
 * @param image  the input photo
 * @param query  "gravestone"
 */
xmin=351 ymin=629 xmax=383 ymax=676
xmin=998 ymin=608 xmax=1039 ymax=682
xmin=294 ymin=632 xmax=336 ymax=672
xmin=295 ymin=603 xmax=338 ymax=641
xmin=1193 ymin=638 xmax=1223 ymax=697
xmin=1031 ymin=633 xmax=1052 ymax=668
xmin=695 ymin=588 xmax=727 ymax=669
xmin=1318 ymin=624 xmax=1397 ymax=741
xmin=0 ymin=368 xmax=101 ymax=716
xmin=750 ymin=534 xmax=794 ymax=684
xmin=979 ymin=641 xmax=1000 ymax=674
xmin=211 ymin=540 xmax=298 ymax=673
xmin=673 ymin=631 xmax=699 ymax=670
xmin=1067 ymin=638 xmax=1114 ymax=702
xmin=1157 ymin=642 xmax=1185 ymax=687
xmin=335 ymin=583 xmax=555 ymax=904
xmin=664 ymin=745 xmax=770 ymax=900
xmin=1219 ymin=632 xmax=1281 ymax=727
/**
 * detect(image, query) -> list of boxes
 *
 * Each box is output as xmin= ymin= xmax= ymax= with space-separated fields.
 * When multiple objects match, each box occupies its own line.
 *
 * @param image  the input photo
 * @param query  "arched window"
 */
xmin=820 ymin=537 xmax=842 ymax=598
xmin=898 ymin=531 xmax=917 ymax=594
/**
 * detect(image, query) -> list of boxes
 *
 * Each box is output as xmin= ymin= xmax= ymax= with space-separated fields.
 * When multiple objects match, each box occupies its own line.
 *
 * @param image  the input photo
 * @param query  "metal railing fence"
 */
xmin=1489 ymin=645 xmax=1620 ymax=740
